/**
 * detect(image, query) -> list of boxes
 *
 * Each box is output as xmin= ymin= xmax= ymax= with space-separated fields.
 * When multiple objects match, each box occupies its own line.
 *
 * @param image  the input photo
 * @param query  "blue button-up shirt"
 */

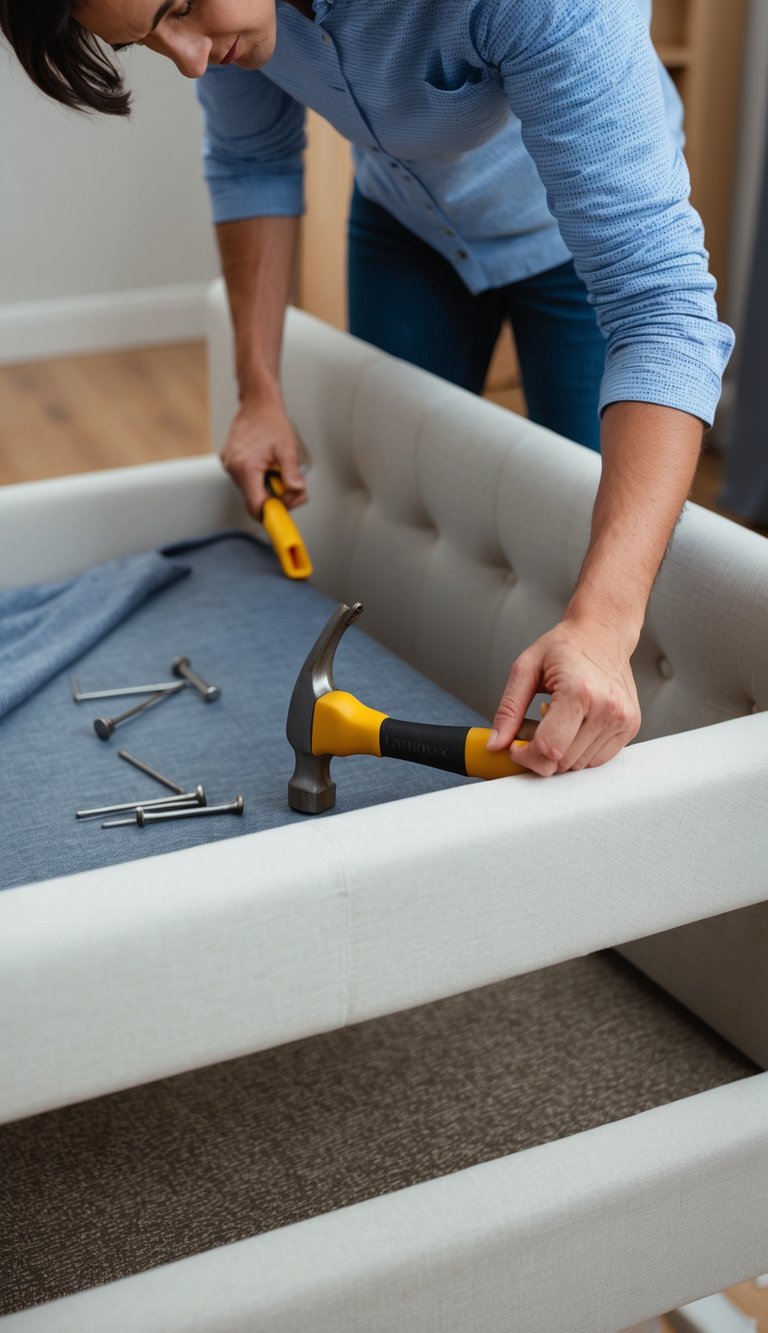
xmin=197 ymin=0 xmax=734 ymax=424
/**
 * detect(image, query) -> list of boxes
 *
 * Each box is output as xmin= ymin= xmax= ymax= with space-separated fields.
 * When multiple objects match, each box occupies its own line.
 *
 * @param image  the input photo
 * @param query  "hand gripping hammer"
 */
xmin=286 ymin=602 xmax=537 ymax=813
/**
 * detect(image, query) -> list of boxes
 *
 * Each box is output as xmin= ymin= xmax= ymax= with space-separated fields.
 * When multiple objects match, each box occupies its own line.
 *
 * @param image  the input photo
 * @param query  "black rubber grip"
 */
xmin=379 ymin=718 xmax=469 ymax=775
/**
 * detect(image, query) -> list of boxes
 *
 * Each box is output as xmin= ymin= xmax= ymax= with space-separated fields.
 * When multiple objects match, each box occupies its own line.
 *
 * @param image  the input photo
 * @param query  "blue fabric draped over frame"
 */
xmin=0 ymin=551 xmax=189 ymax=721
xmin=0 ymin=533 xmax=483 ymax=890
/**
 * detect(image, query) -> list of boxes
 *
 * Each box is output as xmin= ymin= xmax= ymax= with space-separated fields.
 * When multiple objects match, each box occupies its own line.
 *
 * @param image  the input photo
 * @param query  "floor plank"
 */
xmin=0 ymin=343 xmax=209 ymax=485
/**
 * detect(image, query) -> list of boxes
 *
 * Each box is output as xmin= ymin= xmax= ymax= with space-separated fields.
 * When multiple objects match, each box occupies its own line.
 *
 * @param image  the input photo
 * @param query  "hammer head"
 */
xmin=287 ymin=601 xmax=363 ymax=813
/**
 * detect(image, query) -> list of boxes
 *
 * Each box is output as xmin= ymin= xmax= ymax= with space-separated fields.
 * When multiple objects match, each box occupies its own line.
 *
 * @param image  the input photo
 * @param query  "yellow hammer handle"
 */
xmin=463 ymin=728 xmax=530 ymax=778
xmin=261 ymin=496 xmax=313 ymax=580
xmin=313 ymin=691 xmax=537 ymax=780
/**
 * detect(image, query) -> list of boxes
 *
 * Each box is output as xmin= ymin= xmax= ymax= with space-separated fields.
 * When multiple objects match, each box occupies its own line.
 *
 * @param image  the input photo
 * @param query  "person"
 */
xmin=1 ymin=0 xmax=734 ymax=778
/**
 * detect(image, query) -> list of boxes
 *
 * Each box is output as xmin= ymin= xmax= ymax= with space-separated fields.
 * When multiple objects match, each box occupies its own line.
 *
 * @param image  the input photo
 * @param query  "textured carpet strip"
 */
xmin=0 ymin=951 xmax=758 ymax=1314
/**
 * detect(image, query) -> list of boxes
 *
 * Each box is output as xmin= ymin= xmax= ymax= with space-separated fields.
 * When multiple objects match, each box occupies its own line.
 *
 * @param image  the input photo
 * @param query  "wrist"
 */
xmin=562 ymin=595 xmax=644 ymax=657
xmin=237 ymin=363 xmax=282 ymax=407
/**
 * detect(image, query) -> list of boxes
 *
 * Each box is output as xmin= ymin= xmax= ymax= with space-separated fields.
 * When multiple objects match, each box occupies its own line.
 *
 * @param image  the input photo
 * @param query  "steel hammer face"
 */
xmin=286 ymin=601 xmax=364 ymax=813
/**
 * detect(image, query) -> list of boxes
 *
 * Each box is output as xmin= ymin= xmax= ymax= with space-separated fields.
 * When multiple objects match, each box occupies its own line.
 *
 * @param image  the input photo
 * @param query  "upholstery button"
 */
xmin=456 ymin=249 xmax=469 ymax=261
xmin=657 ymin=656 xmax=673 ymax=680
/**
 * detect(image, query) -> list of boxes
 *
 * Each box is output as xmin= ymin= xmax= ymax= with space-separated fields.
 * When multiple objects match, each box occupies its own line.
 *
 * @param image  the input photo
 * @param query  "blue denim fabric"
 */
xmin=0 ymin=535 xmax=484 ymax=891
xmin=0 ymin=552 xmax=189 ymax=721
xmin=348 ymin=187 xmax=606 ymax=452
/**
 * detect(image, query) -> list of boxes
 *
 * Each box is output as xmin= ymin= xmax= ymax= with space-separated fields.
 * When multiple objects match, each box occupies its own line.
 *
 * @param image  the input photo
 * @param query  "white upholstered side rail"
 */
xmin=0 ymin=457 xmax=251 ymax=587
xmin=1 ymin=711 xmax=766 ymax=1122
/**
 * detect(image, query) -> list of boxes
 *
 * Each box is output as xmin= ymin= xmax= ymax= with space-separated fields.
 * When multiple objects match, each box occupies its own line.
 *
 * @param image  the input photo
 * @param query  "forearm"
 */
xmin=216 ymin=215 xmax=300 ymax=403
xmin=566 ymin=401 xmax=704 ymax=649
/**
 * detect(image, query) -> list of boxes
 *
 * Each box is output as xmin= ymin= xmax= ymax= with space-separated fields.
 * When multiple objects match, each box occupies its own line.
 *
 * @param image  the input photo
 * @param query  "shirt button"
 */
xmin=321 ymin=32 xmax=331 ymax=44
xmin=389 ymin=161 xmax=399 ymax=169
xmin=456 ymin=249 xmax=469 ymax=261
xmin=424 ymin=203 xmax=434 ymax=211
xmin=371 ymin=146 xmax=381 ymax=153
xmin=657 ymin=656 xmax=673 ymax=680
xmin=442 ymin=228 xmax=454 ymax=238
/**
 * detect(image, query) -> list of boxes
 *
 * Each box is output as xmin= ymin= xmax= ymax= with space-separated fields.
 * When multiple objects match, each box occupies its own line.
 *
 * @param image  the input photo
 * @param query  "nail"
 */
xmin=102 ymin=796 xmax=244 ymax=828
xmin=171 ymin=656 xmax=220 ymax=702
xmin=117 ymin=750 xmax=186 ymax=794
xmin=71 ymin=675 xmax=182 ymax=702
xmin=77 ymin=786 xmax=206 ymax=820
xmin=93 ymin=682 xmax=187 ymax=740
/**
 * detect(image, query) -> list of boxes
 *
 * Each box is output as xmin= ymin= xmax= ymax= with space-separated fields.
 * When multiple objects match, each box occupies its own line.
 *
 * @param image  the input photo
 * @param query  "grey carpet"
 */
xmin=0 ymin=951 xmax=758 ymax=1314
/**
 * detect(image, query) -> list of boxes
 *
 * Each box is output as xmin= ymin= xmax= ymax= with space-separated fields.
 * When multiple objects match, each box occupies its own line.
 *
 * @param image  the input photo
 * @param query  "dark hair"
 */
xmin=0 ymin=0 xmax=131 ymax=115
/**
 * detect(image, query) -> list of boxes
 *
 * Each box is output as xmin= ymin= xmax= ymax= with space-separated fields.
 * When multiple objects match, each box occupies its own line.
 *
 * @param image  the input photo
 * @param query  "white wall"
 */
xmin=0 ymin=44 xmax=219 ymax=361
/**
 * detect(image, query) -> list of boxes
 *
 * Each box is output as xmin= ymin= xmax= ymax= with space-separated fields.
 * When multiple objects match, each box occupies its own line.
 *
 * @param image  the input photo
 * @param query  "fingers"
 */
xmin=486 ymin=656 xmax=539 ymax=751
xmin=555 ymin=694 xmax=639 ymax=773
xmin=273 ymin=444 xmax=308 ymax=509
xmin=222 ymin=445 xmax=270 ymax=517
xmin=511 ymin=691 xmax=639 ymax=777
xmin=220 ymin=404 xmax=307 ymax=518
xmin=488 ymin=623 xmax=641 ymax=777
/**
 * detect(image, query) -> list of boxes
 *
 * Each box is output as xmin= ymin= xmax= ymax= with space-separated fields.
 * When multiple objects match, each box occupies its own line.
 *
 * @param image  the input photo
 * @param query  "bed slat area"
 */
xmin=1 ymin=951 xmax=757 ymax=1315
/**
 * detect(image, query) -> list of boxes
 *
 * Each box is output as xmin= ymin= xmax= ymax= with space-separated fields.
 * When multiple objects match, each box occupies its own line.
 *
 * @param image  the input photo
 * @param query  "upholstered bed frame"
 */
xmin=0 ymin=291 xmax=766 ymax=1330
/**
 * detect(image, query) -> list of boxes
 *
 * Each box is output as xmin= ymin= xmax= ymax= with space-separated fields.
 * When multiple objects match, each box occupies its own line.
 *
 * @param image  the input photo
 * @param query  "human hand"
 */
xmin=486 ymin=617 xmax=641 ymax=776
xmin=220 ymin=393 xmax=307 ymax=517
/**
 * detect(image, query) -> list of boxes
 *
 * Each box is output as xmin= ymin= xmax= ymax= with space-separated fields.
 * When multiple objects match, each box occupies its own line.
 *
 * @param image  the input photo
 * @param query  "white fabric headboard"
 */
xmin=210 ymin=294 xmax=768 ymax=743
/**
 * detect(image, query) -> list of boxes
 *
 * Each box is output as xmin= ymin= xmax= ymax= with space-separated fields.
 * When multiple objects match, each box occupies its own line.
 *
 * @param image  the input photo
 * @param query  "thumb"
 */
xmin=275 ymin=453 xmax=307 ymax=508
xmin=487 ymin=658 xmax=539 ymax=751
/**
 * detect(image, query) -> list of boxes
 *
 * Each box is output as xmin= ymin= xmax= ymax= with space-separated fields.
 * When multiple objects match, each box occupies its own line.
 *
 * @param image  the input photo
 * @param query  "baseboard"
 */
xmin=0 ymin=282 xmax=213 ymax=365
xmin=667 ymin=1294 xmax=758 ymax=1332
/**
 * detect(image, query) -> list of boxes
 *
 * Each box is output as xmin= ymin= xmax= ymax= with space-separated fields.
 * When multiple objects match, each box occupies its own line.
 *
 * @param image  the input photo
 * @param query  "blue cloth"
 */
xmin=197 ymin=0 xmax=733 ymax=426
xmin=348 ymin=187 xmax=606 ymax=452
xmin=0 ymin=534 xmax=483 ymax=891
xmin=0 ymin=552 xmax=189 ymax=721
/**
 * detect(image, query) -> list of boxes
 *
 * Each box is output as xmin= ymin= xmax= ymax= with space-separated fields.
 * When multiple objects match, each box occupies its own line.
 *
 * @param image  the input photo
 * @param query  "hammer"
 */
xmin=286 ymin=602 xmax=537 ymax=813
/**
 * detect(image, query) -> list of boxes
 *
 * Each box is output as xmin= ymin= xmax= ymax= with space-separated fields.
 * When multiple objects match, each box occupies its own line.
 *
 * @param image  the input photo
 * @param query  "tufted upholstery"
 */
xmin=211 ymin=297 xmax=768 ymax=742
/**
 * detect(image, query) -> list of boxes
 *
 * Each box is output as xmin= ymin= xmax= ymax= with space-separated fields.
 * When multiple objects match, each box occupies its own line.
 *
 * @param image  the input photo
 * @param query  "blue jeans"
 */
xmin=347 ymin=187 xmax=606 ymax=452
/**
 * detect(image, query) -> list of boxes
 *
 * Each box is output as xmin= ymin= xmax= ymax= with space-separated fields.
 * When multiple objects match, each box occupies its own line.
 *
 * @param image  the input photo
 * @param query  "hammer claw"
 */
xmin=286 ymin=602 xmax=364 ymax=813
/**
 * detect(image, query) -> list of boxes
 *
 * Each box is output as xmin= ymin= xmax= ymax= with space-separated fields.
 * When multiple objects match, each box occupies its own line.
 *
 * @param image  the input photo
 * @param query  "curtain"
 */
xmin=720 ymin=110 xmax=768 ymax=525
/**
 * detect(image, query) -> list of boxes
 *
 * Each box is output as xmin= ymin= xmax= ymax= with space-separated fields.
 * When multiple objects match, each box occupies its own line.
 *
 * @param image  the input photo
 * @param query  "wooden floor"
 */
xmin=0 ymin=344 xmax=210 ymax=486
xmin=660 ymin=1280 xmax=768 ymax=1330
xmin=0 ymin=341 xmax=765 ymax=544
xmin=0 ymin=343 xmax=766 ymax=1330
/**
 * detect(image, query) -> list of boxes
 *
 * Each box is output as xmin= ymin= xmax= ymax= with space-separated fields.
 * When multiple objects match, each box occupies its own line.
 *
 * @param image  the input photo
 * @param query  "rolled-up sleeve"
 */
xmin=196 ymin=67 xmax=306 ymax=223
xmin=478 ymin=0 xmax=734 ymax=425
